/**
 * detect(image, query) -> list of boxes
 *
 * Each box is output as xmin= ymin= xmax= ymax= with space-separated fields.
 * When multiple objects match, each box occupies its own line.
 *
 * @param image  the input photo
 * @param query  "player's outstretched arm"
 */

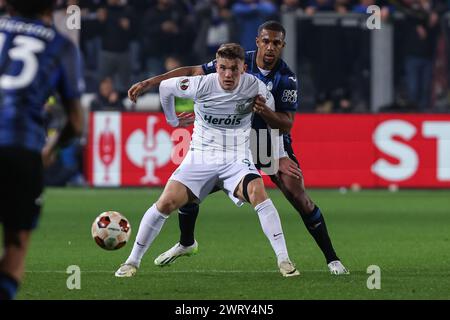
xmin=159 ymin=77 xmax=199 ymax=127
xmin=176 ymin=112 xmax=195 ymax=127
xmin=128 ymin=66 xmax=205 ymax=103
xmin=253 ymin=95 xmax=294 ymax=134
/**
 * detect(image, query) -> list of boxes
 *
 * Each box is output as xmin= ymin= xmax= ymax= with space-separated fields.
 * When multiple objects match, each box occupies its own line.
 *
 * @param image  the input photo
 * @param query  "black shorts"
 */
xmin=0 ymin=147 xmax=43 ymax=230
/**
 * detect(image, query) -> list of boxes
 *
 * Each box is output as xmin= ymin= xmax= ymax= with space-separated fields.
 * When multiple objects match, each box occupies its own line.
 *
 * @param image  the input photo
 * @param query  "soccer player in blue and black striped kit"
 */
xmin=0 ymin=0 xmax=83 ymax=299
xmin=128 ymin=21 xmax=348 ymax=275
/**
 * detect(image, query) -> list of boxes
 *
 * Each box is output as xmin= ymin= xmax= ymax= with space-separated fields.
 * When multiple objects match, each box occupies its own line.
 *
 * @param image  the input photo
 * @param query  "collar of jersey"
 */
xmin=251 ymin=49 xmax=281 ymax=79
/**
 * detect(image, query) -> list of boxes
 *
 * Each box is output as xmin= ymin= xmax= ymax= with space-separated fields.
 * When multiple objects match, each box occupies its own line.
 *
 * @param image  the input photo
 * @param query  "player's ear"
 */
xmin=243 ymin=63 xmax=248 ymax=72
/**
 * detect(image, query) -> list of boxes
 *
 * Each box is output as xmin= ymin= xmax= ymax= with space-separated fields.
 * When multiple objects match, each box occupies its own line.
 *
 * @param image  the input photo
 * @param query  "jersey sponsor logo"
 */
xmin=288 ymin=76 xmax=297 ymax=83
xmin=235 ymin=98 xmax=255 ymax=114
xmin=203 ymin=114 xmax=242 ymax=126
xmin=281 ymin=89 xmax=297 ymax=103
xmin=178 ymin=78 xmax=189 ymax=91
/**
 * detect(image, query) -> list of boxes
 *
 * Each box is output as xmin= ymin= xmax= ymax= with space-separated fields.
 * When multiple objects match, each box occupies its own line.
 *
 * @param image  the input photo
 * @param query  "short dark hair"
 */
xmin=6 ymin=0 xmax=56 ymax=18
xmin=216 ymin=43 xmax=245 ymax=61
xmin=257 ymin=20 xmax=286 ymax=39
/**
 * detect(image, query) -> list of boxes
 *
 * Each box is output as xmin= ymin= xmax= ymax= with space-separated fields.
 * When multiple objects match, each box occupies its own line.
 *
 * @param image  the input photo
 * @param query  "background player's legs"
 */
xmin=177 ymin=186 xmax=221 ymax=247
xmin=270 ymin=171 xmax=339 ymax=264
xmin=234 ymin=176 xmax=292 ymax=267
xmin=178 ymin=203 xmax=199 ymax=247
xmin=0 ymin=230 xmax=31 ymax=300
xmin=124 ymin=180 xmax=193 ymax=268
xmin=0 ymin=148 xmax=42 ymax=299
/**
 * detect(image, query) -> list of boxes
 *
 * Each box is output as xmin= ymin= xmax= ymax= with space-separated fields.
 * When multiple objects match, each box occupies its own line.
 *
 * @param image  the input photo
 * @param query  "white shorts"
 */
xmin=169 ymin=150 xmax=260 ymax=206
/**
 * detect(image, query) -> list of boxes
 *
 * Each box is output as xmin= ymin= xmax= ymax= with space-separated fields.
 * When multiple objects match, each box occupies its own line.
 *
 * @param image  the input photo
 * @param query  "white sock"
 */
xmin=126 ymin=203 xmax=168 ymax=267
xmin=254 ymin=199 xmax=290 ymax=265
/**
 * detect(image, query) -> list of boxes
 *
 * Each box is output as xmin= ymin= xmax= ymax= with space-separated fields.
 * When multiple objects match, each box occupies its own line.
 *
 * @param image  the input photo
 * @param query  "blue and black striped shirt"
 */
xmin=0 ymin=16 xmax=83 ymax=153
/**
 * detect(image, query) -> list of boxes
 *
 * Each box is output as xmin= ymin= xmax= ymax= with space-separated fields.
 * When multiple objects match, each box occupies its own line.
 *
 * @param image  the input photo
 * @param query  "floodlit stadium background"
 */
xmin=2 ymin=0 xmax=448 ymax=300
xmin=15 ymin=0 xmax=448 ymax=189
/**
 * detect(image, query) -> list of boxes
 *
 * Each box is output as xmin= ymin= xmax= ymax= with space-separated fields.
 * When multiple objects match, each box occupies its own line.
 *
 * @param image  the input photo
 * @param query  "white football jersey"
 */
xmin=159 ymin=73 xmax=276 ymax=159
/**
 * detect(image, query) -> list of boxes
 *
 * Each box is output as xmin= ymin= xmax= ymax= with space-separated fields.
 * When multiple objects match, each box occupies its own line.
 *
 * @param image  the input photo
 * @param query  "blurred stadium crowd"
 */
xmin=2 ymin=0 xmax=449 ymax=113
xmin=1 ymin=0 xmax=449 ymax=185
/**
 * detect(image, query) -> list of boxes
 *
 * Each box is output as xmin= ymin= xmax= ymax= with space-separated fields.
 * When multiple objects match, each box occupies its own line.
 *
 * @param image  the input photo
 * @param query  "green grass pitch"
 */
xmin=12 ymin=188 xmax=450 ymax=300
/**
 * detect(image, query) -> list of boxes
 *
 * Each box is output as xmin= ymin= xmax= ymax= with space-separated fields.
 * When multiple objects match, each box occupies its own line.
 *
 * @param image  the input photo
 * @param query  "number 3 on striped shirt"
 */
xmin=0 ymin=33 xmax=45 ymax=90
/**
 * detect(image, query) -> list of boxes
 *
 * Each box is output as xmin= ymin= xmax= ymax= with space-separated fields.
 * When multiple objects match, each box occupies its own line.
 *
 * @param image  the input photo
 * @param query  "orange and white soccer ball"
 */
xmin=91 ymin=211 xmax=131 ymax=250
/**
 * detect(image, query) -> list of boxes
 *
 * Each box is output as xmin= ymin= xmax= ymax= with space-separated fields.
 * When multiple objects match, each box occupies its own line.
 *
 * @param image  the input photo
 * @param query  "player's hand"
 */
xmin=177 ymin=112 xmax=195 ymax=127
xmin=278 ymin=156 xmax=302 ymax=180
xmin=253 ymin=94 xmax=268 ymax=115
xmin=128 ymin=81 xmax=148 ymax=104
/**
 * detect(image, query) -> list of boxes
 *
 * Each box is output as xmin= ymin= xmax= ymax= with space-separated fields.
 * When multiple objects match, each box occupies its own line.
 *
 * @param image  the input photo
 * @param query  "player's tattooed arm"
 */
xmin=177 ymin=112 xmax=195 ymax=127
xmin=253 ymin=95 xmax=294 ymax=134
xmin=128 ymin=65 xmax=205 ymax=103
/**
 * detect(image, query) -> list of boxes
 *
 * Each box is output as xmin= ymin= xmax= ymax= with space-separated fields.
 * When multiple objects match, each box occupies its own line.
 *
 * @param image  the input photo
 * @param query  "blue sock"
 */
xmin=300 ymin=206 xmax=339 ymax=264
xmin=0 ymin=272 xmax=19 ymax=300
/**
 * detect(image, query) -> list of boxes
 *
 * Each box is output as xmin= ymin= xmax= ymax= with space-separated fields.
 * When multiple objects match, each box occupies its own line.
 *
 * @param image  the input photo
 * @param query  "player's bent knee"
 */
xmin=277 ymin=172 xmax=315 ymax=213
xmin=156 ymin=197 xmax=180 ymax=215
xmin=238 ymin=174 xmax=262 ymax=202
xmin=280 ymin=171 xmax=306 ymax=190
xmin=291 ymin=191 xmax=315 ymax=213
xmin=157 ymin=180 xmax=191 ymax=214
xmin=246 ymin=178 xmax=268 ymax=206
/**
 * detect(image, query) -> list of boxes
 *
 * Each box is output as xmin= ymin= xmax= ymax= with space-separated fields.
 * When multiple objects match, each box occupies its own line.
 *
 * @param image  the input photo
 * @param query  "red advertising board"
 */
xmin=87 ymin=112 xmax=192 ymax=187
xmin=87 ymin=112 xmax=450 ymax=188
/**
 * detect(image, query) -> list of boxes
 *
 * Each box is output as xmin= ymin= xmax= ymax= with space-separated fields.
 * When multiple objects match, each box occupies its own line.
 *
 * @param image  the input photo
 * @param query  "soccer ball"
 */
xmin=91 ymin=211 xmax=131 ymax=250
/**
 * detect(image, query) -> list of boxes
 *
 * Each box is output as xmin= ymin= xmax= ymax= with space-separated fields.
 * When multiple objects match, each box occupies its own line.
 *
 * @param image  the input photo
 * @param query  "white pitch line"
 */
xmin=26 ymin=269 xmax=327 ymax=274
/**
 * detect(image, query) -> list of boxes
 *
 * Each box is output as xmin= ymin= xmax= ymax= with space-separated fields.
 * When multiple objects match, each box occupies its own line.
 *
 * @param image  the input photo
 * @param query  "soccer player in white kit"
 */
xmin=115 ymin=43 xmax=299 ymax=278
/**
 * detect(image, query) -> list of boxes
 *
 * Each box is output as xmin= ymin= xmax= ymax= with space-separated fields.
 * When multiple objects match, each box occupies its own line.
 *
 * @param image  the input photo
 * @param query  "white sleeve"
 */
xmin=266 ymin=93 xmax=275 ymax=112
xmin=273 ymin=132 xmax=287 ymax=159
xmin=258 ymin=80 xmax=275 ymax=111
xmin=258 ymin=81 xmax=287 ymax=159
xmin=159 ymin=76 xmax=200 ymax=127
